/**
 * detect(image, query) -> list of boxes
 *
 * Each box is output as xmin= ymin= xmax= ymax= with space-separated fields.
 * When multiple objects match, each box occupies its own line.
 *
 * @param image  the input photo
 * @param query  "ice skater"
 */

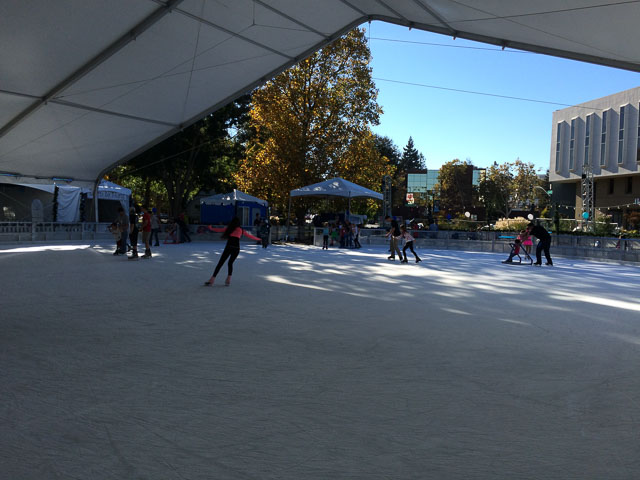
xmin=400 ymin=225 xmax=421 ymax=263
xmin=386 ymin=218 xmax=403 ymax=261
xmin=519 ymin=229 xmax=533 ymax=254
xmin=322 ymin=223 xmax=329 ymax=249
xmin=527 ymin=222 xmax=553 ymax=266
xmin=502 ymin=238 xmax=522 ymax=264
xmin=204 ymin=217 xmax=261 ymax=286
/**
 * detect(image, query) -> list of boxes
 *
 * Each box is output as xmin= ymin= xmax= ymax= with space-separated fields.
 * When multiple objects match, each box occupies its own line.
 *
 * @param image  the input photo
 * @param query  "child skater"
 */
xmin=204 ymin=217 xmax=261 ymax=286
xmin=400 ymin=225 xmax=422 ymax=263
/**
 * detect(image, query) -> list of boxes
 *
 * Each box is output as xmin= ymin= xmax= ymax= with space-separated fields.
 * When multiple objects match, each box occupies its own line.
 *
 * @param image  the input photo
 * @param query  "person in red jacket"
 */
xmin=204 ymin=217 xmax=261 ymax=286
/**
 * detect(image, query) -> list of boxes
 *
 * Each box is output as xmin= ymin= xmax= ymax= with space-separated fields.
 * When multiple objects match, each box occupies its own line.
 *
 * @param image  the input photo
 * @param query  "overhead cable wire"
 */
xmin=372 ymin=77 xmax=604 ymax=110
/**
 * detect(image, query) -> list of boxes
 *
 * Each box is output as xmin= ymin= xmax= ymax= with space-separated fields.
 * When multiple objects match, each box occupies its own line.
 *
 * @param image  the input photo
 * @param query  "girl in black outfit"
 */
xmin=204 ymin=217 xmax=261 ymax=286
xmin=400 ymin=225 xmax=422 ymax=263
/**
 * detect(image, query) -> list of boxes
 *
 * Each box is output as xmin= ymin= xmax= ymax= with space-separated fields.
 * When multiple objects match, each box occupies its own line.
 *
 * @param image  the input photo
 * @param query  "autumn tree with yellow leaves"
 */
xmin=235 ymin=28 xmax=393 ymax=219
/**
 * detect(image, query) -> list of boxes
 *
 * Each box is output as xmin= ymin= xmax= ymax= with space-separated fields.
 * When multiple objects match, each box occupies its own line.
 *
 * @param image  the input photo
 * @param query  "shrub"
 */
xmin=494 ymin=217 xmax=529 ymax=232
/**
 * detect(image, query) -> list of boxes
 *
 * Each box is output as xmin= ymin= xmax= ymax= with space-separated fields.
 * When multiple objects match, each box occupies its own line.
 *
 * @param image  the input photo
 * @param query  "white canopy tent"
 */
xmin=288 ymin=177 xmax=383 ymax=236
xmin=2 ymin=1 xmax=640 ymax=190
xmin=0 ymin=179 xmax=130 ymax=222
xmin=201 ymin=190 xmax=268 ymax=207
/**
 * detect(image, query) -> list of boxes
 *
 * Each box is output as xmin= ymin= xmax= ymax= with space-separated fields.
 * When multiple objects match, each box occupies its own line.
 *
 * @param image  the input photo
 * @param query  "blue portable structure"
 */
xmin=200 ymin=190 xmax=268 ymax=227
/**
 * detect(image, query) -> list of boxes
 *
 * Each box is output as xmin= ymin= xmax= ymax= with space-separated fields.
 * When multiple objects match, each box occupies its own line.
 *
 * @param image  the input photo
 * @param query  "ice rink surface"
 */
xmin=2 ymin=241 xmax=640 ymax=479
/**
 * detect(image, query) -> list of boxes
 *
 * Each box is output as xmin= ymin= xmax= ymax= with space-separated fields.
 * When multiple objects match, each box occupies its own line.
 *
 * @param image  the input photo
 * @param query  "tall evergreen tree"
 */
xmin=400 ymin=136 xmax=425 ymax=172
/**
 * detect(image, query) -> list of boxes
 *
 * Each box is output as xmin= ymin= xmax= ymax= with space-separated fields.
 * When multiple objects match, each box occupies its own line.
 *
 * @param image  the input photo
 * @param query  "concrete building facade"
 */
xmin=550 ymin=86 xmax=640 ymax=227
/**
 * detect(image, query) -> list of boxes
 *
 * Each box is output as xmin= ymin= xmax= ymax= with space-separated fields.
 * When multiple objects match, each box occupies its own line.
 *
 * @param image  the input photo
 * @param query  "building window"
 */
xmin=569 ymin=118 xmax=576 ymax=170
xmin=584 ymin=114 xmax=591 ymax=166
xmin=627 ymin=176 xmax=633 ymax=194
xmin=618 ymin=105 xmax=626 ymax=164
xmin=609 ymin=178 xmax=615 ymax=194
xmin=600 ymin=110 xmax=608 ymax=166
xmin=555 ymin=123 xmax=562 ymax=171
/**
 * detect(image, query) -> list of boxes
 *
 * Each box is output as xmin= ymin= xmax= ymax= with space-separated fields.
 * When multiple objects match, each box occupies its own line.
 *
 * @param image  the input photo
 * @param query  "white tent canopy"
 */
xmin=288 ymin=177 xmax=382 ymax=236
xmin=201 ymin=190 xmax=268 ymax=207
xmin=3 ymin=180 xmax=131 ymax=222
xmin=2 ymin=1 xmax=640 ymax=187
xmin=290 ymin=177 xmax=383 ymax=200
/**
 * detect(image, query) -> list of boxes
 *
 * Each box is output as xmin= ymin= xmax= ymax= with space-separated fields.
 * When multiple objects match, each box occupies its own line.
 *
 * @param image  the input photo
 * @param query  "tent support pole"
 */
xmin=287 ymin=195 xmax=292 ymax=242
xmin=93 ymin=180 xmax=100 ymax=223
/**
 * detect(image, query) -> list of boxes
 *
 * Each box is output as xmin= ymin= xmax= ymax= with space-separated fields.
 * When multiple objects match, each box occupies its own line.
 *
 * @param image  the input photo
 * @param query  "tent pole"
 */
xmin=93 ymin=179 xmax=100 ymax=223
xmin=287 ymin=195 xmax=292 ymax=242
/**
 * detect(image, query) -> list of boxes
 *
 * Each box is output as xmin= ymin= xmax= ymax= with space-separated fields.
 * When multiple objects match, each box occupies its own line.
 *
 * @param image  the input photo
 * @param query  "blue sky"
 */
xmin=364 ymin=21 xmax=640 ymax=173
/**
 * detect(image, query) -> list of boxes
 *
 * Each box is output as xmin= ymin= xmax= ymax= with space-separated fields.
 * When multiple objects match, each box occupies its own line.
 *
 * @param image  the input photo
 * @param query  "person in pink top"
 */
xmin=519 ymin=229 xmax=533 ymax=254
xmin=204 ymin=216 xmax=260 ymax=286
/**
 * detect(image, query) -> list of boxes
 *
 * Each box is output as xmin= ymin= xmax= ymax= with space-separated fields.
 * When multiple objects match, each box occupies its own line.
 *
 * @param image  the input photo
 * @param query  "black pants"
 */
xmin=128 ymin=229 xmax=138 ymax=251
xmin=536 ymin=238 xmax=552 ymax=264
xmin=150 ymin=228 xmax=160 ymax=246
xmin=403 ymin=241 xmax=420 ymax=260
xmin=213 ymin=245 xmax=240 ymax=277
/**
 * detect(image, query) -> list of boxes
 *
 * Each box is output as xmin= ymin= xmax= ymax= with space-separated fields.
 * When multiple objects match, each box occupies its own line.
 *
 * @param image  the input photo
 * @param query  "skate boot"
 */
xmin=142 ymin=248 xmax=152 ymax=259
xmin=128 ymin=251 xmax=139 ymax=260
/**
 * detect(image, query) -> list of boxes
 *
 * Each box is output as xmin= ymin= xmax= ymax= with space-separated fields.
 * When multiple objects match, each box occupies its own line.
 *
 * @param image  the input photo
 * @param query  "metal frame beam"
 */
xmin=0 ymin=0 xmax=185 ymax=141
xmin=411 ymin=0 xmax=458 ymax=36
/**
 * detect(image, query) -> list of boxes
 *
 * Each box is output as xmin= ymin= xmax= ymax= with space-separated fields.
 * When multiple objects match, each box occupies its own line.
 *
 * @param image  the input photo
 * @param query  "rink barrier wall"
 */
xmin=311 ymin=228 xmax=640 ymax=264
xmin=1 ymin=222 xmax=639 ymax=263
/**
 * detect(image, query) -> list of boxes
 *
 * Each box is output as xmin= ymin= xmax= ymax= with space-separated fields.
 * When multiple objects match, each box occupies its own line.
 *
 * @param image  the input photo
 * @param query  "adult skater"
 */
xmin=128 ymin=206 xmax=139 ymax=260
xmin=140 ymin=205 xmax=152 ymax=258
xmin=527 ymin=222 xmax=553 ymax=266
xmin=386 ymin=218 xmax=403 ymax=261
xmin=204 ymin=217 xmax=261 ymax=286
xmin=400 ymin=224 xmax=422 ymax=263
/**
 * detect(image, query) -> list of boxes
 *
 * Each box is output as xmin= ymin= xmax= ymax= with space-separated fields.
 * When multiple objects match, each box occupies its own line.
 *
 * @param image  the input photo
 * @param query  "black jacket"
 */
xmin=529 ymin=225 xmax=550 ymax=242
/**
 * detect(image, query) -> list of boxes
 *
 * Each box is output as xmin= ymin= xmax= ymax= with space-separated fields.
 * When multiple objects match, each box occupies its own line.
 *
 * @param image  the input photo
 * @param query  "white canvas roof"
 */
xmin=2 ymin=1 xmax=640 ymax=186
xmin=290 ymin=177 xmax=383 ymax=200
xmin=201 ymin=189 xmax=268 ymax=206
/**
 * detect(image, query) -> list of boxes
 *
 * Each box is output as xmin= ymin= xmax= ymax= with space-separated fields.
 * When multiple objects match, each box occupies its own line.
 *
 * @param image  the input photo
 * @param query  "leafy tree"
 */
xmin=479 ymin=162 xmax=512 ymax=221
xmin=373 ymin=135 xmax=401 ymax=169
xmin=479 ymin=158 xmax=541 ymax=220
xmin=234 ymin=28 xmax=384 ymax=217
xmin=372 ymin=134 xmax=404 ymax=214
xmin=109 ymin=95 xmax=250 ymax=216
xmin=435 ymin=158 xmax=474 ymax=215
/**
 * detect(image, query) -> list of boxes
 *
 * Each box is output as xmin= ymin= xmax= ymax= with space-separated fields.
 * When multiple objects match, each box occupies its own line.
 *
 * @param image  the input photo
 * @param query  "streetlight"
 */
xmin=534 ymin=185 xmax=558 ymax=233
